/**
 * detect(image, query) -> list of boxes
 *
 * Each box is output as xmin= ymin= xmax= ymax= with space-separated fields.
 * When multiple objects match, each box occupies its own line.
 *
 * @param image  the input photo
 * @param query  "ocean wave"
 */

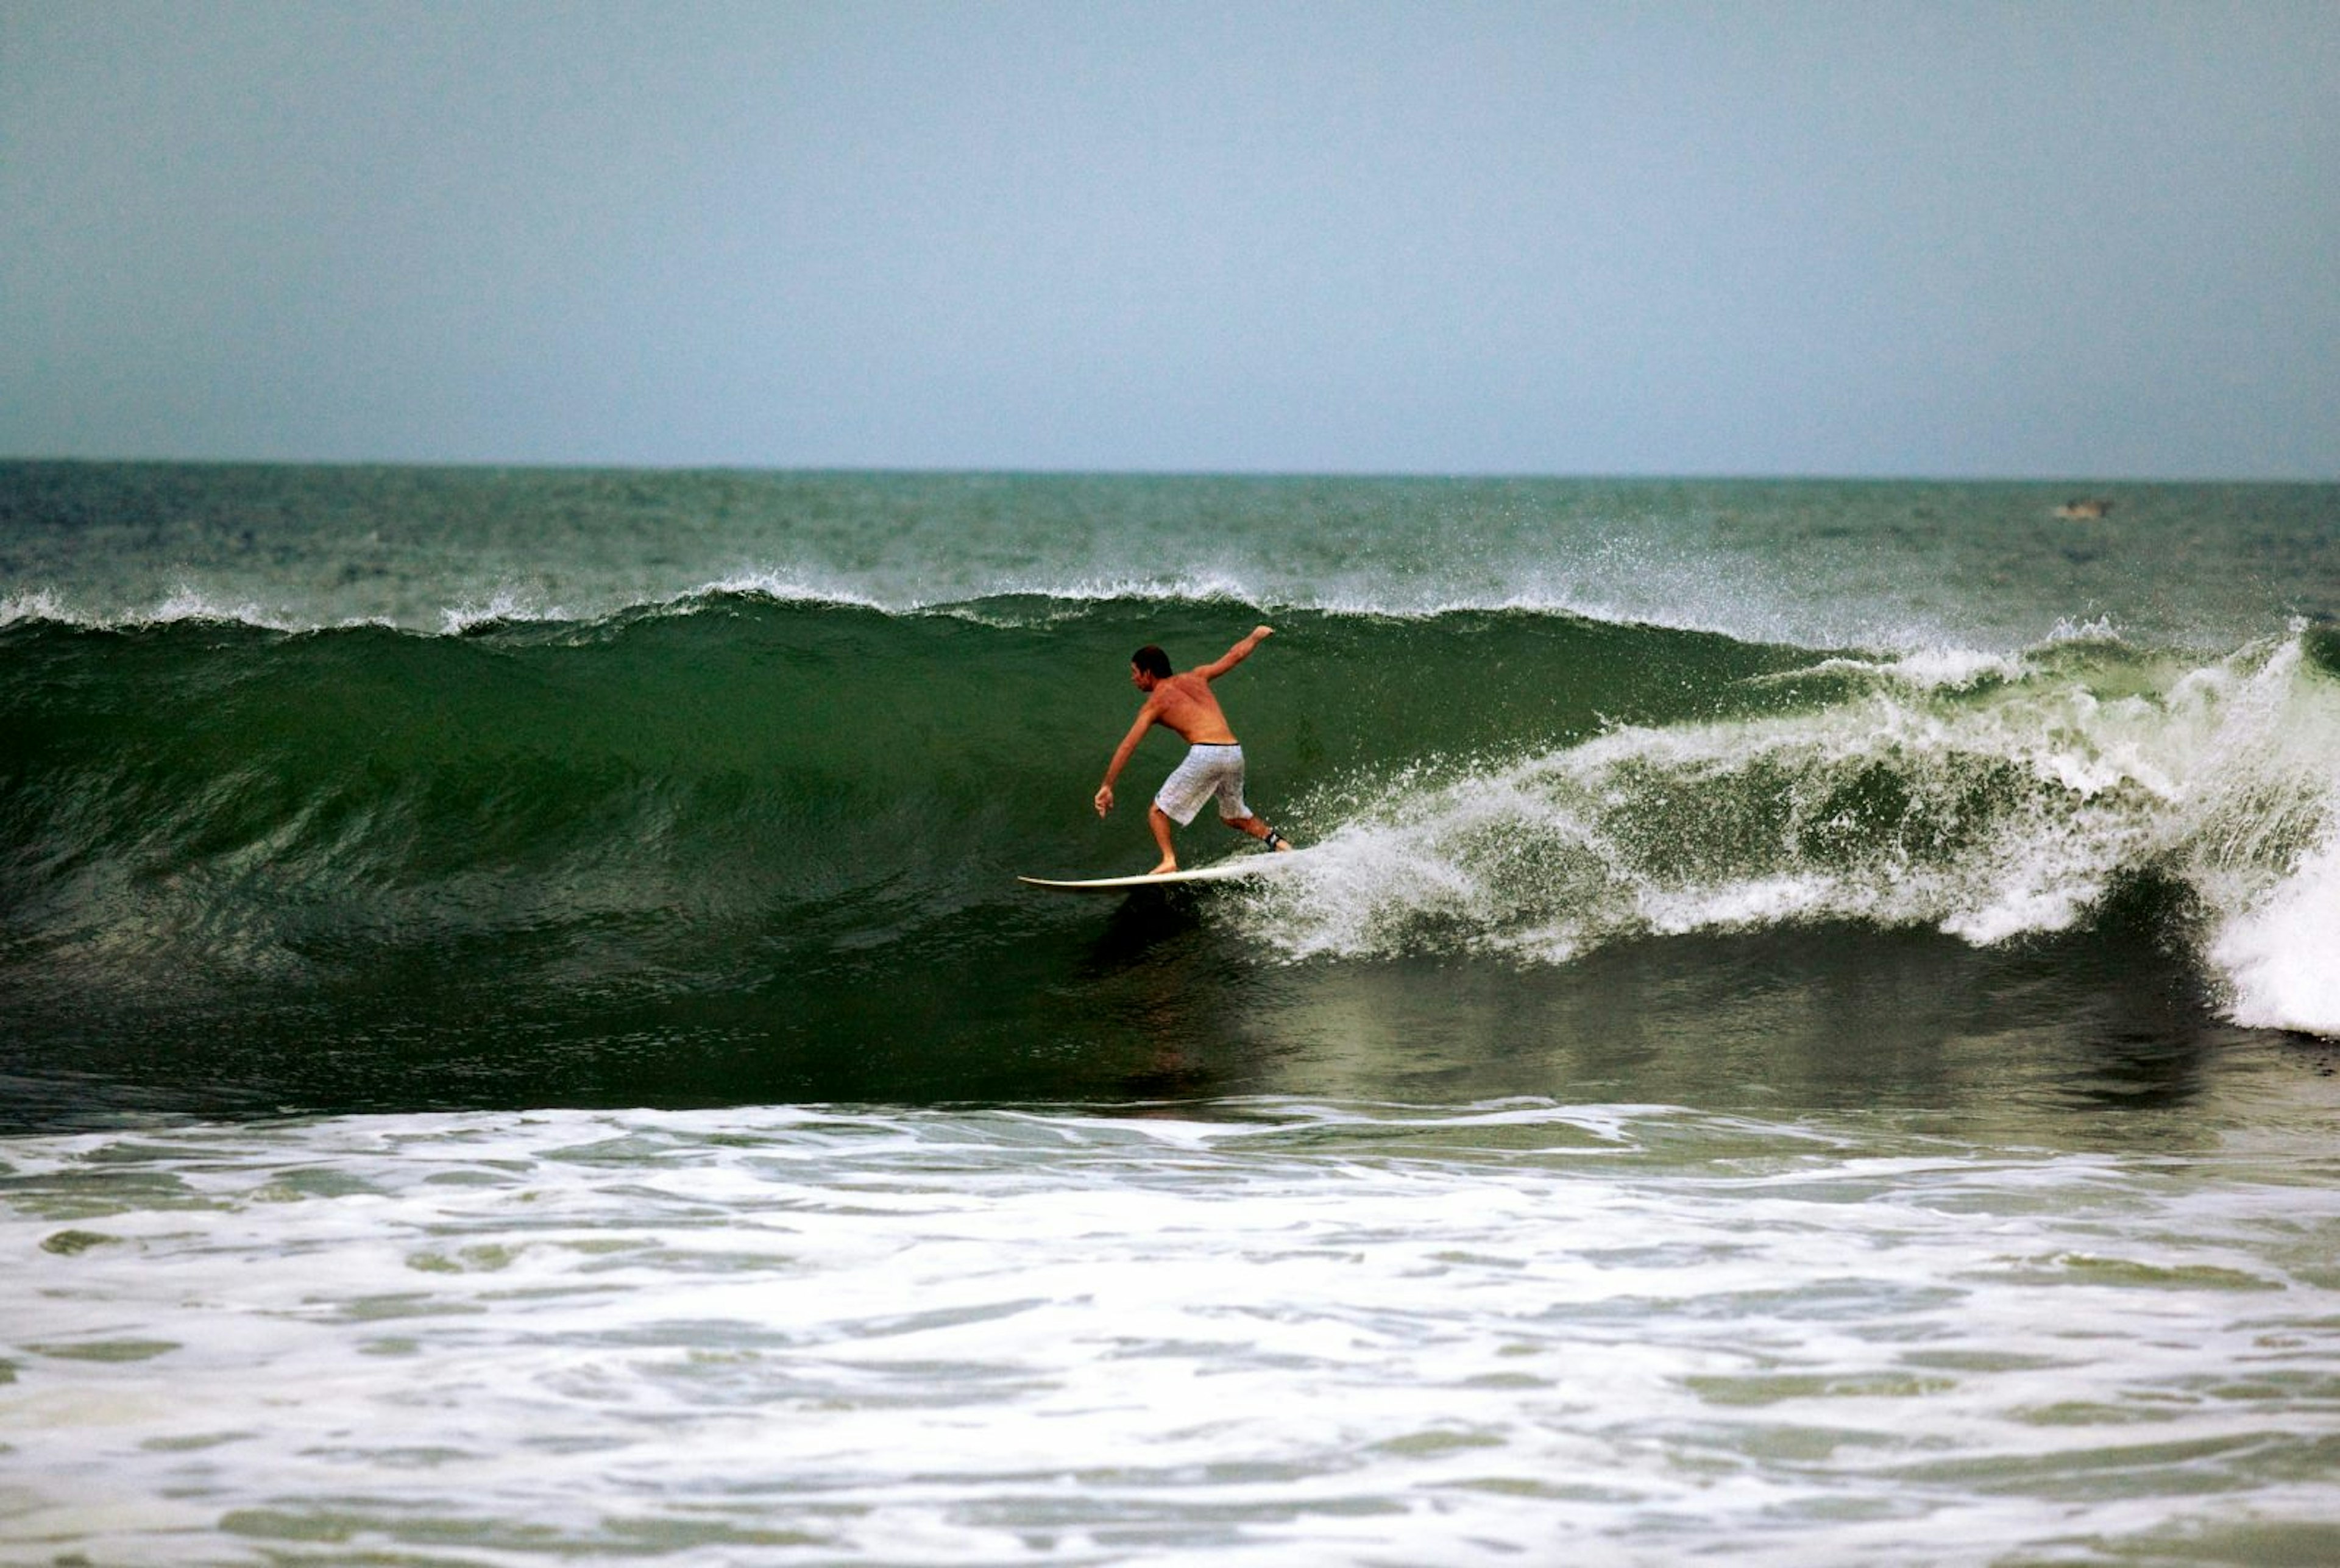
xmin=0 ymin=570 xmax=2007 ymax=650
xmin=5 ymin=598 xmax=2334 ymax=1060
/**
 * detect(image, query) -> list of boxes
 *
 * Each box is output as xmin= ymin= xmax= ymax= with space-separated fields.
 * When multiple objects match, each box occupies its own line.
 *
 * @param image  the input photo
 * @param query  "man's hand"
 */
xmin=1094 ymin=783 xmax=1115 ymax=817
xmin=1252 ymin=624 xmax=1274 ymax=641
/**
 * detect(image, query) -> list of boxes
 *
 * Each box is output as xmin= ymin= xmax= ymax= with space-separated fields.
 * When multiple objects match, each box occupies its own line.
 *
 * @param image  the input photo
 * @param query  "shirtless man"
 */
xmin=1094 ymin=625 xmax=1297 ymax=874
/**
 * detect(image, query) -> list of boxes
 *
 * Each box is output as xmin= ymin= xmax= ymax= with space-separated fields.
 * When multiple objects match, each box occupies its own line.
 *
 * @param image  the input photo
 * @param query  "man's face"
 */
xmin=1130 ymin=662 xmax=1155 ymax=692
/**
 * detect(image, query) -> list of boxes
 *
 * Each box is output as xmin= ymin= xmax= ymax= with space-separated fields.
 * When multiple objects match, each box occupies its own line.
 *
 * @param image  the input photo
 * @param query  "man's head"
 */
xmin=1130 ymin=644 xmax=1172 ymax=689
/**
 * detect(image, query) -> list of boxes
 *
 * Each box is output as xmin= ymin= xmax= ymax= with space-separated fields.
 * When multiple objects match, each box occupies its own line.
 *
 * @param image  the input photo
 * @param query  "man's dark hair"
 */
xmin=1131 ymin=645 xmax=1172 ymax=679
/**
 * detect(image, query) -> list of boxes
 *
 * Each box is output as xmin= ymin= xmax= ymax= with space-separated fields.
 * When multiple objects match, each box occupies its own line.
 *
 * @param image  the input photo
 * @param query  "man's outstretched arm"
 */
xmin=1197 ymin=624 xmax=1275 ymax=681
xmin=1095 ymin=706 xmax=1158 ymax=817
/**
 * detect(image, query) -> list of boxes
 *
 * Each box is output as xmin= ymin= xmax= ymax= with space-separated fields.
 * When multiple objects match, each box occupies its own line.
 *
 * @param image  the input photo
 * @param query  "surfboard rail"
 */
xmin=1017 ymin=853 xmax=1302 ymax=893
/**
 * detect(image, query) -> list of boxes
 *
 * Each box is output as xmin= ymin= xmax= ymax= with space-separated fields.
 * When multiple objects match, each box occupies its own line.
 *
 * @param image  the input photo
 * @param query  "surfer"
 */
xmin=1094 ymin=625 xmax=1297 ymax=875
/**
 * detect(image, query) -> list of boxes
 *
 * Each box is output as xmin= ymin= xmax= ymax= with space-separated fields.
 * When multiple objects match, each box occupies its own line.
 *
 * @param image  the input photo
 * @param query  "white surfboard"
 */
xmin=1018 ymin=854 xmax=1301 ymax=893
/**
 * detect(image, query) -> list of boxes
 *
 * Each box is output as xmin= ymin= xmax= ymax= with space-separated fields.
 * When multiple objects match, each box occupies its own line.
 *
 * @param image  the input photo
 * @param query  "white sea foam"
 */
xmin=151 ymin=585 xmax=262 ymax=625
xmin=0 ymin=565 xmax=2133 ymax=655
xmin=692 ymin=568 xmax=893 ymax=612
xmin=437 ymin=587 xmax=578 ymax=634
xmin=0 ymin=586 xmax=73 ymax=626
xmin=1246 ymin=632 xmax=2340 ymax=1035
xmin=2190 ymin=639 xmax=2340 ymax=1034
xmin=0 ymin=585 xmax=313 ymax=633
xmin=5 ymin=1101 xmax=2339 ymax=1566
xmin=2212 ymin=825 xmax=2340 ymax=1034
xmin=1764 ymin=645 xmax=2029 ymax=692
xmin=1003 ymin=569 xmax=1258 ymax=606
xmin=5 ymin=589 xmax=417 ymax=636
xmin=537 ymin=561 xmax=1918 ymax=644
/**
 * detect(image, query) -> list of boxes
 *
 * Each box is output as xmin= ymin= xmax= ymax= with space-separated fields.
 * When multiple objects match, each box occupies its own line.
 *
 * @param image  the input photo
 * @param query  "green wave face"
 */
xmin=0 ymin=598 xmax=1822 ymax=916
xmin=4 ymin=596 xmax=2336 ymax=1124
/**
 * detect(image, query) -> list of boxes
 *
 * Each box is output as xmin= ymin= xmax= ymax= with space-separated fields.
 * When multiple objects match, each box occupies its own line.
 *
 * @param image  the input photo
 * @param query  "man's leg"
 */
xmin=1147 ymin=804 xmax=1179 ymax=874
xmin=1224 ymin=813 xmax=1295 ymax=851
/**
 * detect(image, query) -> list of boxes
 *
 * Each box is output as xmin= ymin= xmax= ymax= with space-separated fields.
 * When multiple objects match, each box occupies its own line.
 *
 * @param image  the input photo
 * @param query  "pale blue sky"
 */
xmin=5 ymin=1 xmax=2336 ymax=477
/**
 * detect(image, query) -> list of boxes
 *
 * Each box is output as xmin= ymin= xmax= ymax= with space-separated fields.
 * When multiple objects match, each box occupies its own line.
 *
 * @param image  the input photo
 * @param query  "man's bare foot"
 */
xmin=1149 ymin=859 xmax=1179 ymax=875
xmin=1272 ymin=838 xmax=1296 ymax=852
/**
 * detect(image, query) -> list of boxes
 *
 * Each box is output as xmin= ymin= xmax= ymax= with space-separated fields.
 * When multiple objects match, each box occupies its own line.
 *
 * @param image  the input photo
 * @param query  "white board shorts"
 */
xmin=1154 ymin=743 xmax=1252 ymax=826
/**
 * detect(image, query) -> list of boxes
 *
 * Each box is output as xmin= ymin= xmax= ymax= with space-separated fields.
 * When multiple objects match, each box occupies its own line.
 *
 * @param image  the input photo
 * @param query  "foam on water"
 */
xmin=0 ymin=573 xmax=1771 ymax=641
xmin=0 ymin=585 xmax=313 ymax=634
xmin=2211 ymin=825 xmax=2340 ymax=1034
xmin=1764 ymin=645 xmax=2027 ymax=692
xmin=1246 ymin=632 xmax=2340 ymax=1035
xmin=438 ymin=587 xmax=580 ymax=635
xmin=0 ymin=587 xmax=70 ymax=627
xmin=5 ymin=1100 xmax=2339 ymax=1566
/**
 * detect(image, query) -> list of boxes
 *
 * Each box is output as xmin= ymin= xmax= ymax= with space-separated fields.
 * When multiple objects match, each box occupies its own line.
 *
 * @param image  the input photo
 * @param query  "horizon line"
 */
xmin=5 ymin=455 xmax=2335 ymax=488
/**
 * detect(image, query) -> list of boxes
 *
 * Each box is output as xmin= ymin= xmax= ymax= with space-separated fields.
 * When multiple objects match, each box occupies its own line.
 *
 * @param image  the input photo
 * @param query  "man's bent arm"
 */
xmin=1198 ymin=624 xmax=1275 ymax=681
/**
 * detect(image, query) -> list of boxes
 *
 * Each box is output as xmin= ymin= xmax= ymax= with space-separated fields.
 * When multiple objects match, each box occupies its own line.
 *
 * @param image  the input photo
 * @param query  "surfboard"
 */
xmin=1018 ymin=854 xmax=1300 ymax=893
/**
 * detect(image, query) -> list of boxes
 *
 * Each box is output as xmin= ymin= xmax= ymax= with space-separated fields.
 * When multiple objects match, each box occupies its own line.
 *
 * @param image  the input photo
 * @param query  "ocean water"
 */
xmin=4 ymin=463 xmax=2340 ymax=1564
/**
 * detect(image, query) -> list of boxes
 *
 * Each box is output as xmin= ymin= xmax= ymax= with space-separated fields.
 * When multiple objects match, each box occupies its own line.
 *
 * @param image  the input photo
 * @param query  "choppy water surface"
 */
xmin=9 ymin=1090 xmax=2340 ymax=1566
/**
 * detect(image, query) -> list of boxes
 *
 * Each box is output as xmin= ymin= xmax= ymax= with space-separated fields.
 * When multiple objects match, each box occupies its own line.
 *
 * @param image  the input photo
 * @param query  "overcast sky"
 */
xmin=4 ymin=1 xmax=2336 ymax=477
